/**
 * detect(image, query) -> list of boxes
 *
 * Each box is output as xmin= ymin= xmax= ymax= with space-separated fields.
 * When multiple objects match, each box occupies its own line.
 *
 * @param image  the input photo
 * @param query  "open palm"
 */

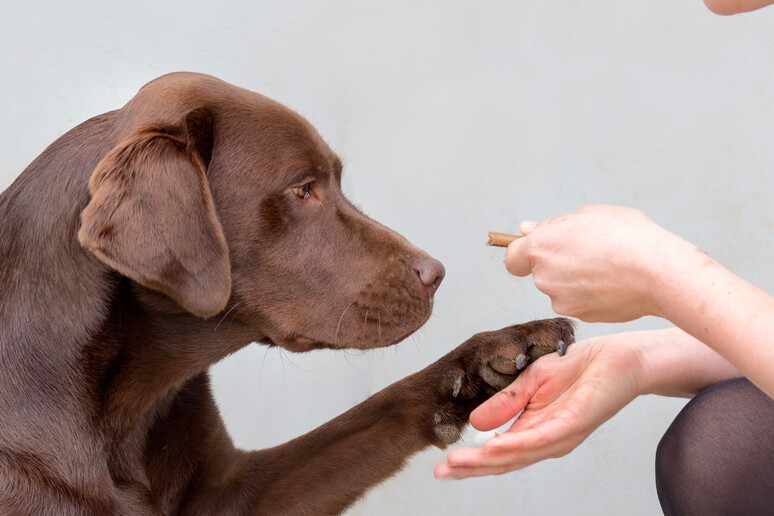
xmin=435 ymin=339 xmax=642 ymax=479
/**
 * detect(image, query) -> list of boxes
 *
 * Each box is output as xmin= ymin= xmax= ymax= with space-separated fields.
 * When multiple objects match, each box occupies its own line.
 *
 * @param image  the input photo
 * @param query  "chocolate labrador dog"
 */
xmin=0 ymin=73 xmax=574 ymax=515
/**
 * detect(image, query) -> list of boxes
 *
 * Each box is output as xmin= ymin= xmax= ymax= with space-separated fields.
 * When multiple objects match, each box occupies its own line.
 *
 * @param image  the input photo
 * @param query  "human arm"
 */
xmin=434 ymin=327 xmax=740 ymax=479
xmin=504 ymin=204 xmax=774 ymax=399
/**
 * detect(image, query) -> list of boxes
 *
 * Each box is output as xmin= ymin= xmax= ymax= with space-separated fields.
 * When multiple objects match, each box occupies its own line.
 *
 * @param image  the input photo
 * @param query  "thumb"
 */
xmin=504 ymin=220 xmax=539 ymax=276
xmin=504 ymin=235 xmax=531 ymax=276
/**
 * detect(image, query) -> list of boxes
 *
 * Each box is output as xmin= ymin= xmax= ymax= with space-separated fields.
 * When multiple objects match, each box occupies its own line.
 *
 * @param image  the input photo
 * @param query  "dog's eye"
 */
xmin=292 ymin=183 xmax=312 ymax=200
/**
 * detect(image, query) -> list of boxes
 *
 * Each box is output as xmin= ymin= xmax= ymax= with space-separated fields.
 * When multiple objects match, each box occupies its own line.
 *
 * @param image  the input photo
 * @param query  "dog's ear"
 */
xmin=78 ymin=108 xmax=231 ymax=318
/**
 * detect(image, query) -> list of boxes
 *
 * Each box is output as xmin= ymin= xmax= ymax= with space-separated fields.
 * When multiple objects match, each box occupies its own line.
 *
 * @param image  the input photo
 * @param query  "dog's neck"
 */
xmin=81 ymin=279 xmax=257 ymax=438
xmin=0 ymin=115 xmax=125 ymax=415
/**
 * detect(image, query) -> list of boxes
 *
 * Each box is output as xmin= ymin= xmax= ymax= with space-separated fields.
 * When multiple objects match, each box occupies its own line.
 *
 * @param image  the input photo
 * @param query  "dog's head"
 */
xmin=78 ymin=73 xmax=444 ymax=352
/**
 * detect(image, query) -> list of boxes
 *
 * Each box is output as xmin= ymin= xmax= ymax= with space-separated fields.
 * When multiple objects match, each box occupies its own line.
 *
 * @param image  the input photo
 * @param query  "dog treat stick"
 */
xmin=486 ymin=231 xmax=521 ymax=247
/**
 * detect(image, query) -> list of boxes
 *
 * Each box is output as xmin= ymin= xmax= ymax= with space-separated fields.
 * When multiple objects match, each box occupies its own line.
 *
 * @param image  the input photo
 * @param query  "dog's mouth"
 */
xmin=289 ymin=334 xmax=337 ymax=352
xmin=255 ymin=272 xmax=437 ymax=353
xmin=262 ymin=322 xmax=428 ymax=353
xmin=260 ymin=334 xmax=342 ymax=353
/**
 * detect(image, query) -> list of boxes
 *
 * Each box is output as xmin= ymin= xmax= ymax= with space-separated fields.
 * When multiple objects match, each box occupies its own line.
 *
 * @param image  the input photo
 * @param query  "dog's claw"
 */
xmin=557 ymin=340 xmax=567 ymax=356
xmin=452 ymin=375 xmax=463 ymax=397
xmin=516 ymin=353 xmax=527 ymax=370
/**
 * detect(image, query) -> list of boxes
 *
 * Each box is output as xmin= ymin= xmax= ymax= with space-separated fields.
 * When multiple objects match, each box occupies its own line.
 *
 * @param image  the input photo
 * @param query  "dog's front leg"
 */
xmin=180 ymin=318 xmax=574 ymax=516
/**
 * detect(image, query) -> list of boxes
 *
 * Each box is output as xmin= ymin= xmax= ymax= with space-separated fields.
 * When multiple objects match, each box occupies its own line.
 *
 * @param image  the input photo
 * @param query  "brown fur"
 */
xmin=0 ymin=73 xmax=574 ymax=515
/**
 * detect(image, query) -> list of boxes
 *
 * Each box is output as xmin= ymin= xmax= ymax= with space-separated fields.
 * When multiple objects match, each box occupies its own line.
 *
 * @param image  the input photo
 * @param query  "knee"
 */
xmin=655 ymin=399 xmax=705 ymax=515
xmin=655 ymin=378 xmax=774 ymax=515
xmin=655 ymin=380 xmax=739 ymax=514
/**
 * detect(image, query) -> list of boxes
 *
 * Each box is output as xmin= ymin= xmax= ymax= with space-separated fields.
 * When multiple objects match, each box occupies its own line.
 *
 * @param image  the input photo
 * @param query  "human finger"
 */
xmin=504 ymin=234 xmax=532 ymax=276
xmin=484 ymin=418 xmax=581 ymax=456
xmin=434 ymin=460 xmax=519 ymax=480
xmin=519 ymin=220 xmax=537 ymax=235
xmin=438 ymin=437 xmax=575 ymax=477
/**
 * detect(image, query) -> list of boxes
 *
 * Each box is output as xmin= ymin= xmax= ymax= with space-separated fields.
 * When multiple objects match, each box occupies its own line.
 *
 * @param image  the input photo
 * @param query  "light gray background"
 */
xmin=2 ymin=2 xmax=773 ymax=515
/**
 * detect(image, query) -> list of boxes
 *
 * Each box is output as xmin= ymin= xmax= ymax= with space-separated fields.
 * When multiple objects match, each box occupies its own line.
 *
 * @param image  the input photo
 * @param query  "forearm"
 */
xmin=645 ymin=235 xmax=774 ymax=397
xmin=241 ymin=376 xmax=438 ymax=515
xmin=623 ymin=326 xmax=741 ymax=398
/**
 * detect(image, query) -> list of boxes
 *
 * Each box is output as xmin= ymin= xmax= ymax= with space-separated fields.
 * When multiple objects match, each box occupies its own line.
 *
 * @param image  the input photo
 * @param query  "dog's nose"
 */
xmin=416 ymin=257 xmax=445 ymax=295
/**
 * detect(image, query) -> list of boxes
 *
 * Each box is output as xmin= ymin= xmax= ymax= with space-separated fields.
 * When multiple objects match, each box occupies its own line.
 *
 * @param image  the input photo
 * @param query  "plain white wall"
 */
xmin=2 ymin=2 xmax=774 ymax=514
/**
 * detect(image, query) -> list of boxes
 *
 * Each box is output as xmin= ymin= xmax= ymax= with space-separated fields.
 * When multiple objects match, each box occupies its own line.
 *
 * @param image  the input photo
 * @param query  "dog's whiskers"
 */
xmin=258 ymin=345 xmax=274 ymax=393
xmin=277 ymin=348 xmax=310 ymax=372
xmin=380 ymin=305 xmax=396 ymax=323
xmin=401 ymin=306 xmax=424 ymax=321
xmin=335 ymin=300 xmax=356 ymax=342
xmin=214 ymin=301 xmax=242 ymax=332
xmin=377 ymin=310 xmax=382 ymax=346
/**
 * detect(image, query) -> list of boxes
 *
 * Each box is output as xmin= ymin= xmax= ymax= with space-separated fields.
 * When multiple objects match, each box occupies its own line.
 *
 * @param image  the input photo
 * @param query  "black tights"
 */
xmin=656 ymin=377 xmax=774 ymax=515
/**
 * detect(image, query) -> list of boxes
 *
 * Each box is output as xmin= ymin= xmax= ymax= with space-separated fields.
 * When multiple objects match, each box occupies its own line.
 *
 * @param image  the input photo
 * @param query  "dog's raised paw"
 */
xmin=477 ymin=318 xmax=575 ymax=390
xmin=427 ymin=318 xmax=575 ymax=448
xmin=444 ymin=317 xmax=576 ymax=396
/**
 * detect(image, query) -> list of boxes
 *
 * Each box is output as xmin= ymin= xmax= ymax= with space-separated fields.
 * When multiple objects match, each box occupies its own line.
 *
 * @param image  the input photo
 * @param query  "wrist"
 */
xmin=627 ymin=328 xmax=681 ymax=396
xmin=640 ymin=231 xmax=705 ymax=320
xmin=625 ymin=327 xmax=741 ymax=397
xmin=585 ymin=328 xmax=702 ymax=398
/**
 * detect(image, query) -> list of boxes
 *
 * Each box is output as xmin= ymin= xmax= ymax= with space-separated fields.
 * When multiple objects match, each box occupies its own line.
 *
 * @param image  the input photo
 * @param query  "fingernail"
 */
xmin=520 ymin=220 xmax=537 ymax=235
